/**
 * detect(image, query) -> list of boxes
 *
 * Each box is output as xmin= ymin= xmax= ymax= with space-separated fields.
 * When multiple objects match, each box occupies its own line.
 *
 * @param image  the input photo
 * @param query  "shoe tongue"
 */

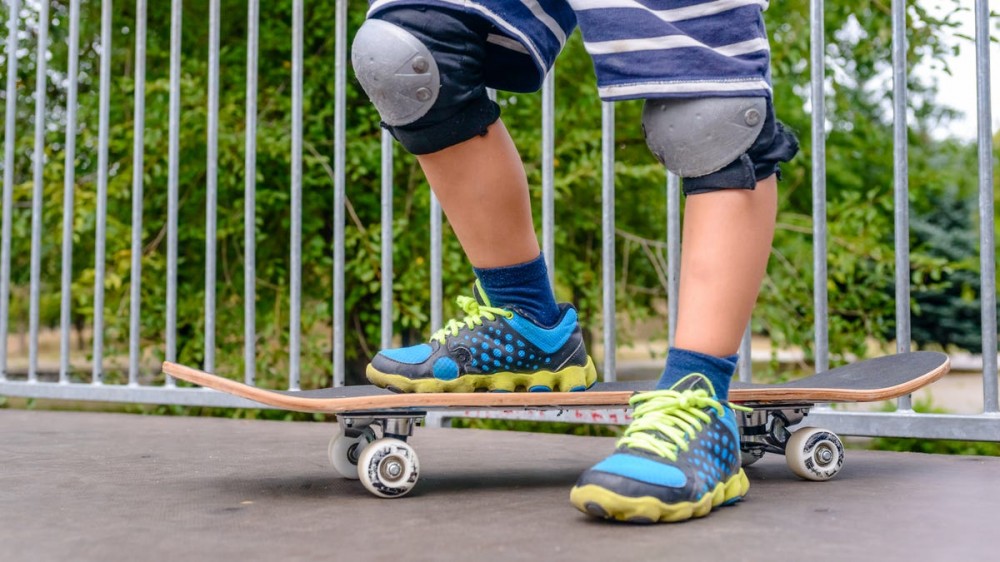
xmin=668 ymin=373 xmax=717 ymax=395
xmin=472 ymin=279 xmax=492 ymax=307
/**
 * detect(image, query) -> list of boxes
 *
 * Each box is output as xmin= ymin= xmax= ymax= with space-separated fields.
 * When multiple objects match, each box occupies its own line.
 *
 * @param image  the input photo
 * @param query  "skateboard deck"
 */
xmin=161 ymin=351 xmax=948 ymax=497
xmin=161 ymin=351 xmax=949 ymax=414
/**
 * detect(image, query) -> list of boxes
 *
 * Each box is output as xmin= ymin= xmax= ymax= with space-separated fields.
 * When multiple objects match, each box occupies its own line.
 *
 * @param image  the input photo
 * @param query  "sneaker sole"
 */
xmin=366 ymin=357 xmax=597 ymax=393
xmin=569 ymin=469 xmax=750 ymax=523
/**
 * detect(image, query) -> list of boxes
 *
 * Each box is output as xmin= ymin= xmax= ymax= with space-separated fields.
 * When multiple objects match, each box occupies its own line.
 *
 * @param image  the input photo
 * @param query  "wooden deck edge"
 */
xmin=162 ymin=356 xmax=950 ymax=414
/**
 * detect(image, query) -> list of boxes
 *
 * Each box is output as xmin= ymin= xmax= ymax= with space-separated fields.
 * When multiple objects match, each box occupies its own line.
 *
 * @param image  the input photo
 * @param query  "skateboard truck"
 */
xmin=330 ymin=414 xmax=425 ymax=498
xmin=329 ymin=405 xmax=849 ymax=498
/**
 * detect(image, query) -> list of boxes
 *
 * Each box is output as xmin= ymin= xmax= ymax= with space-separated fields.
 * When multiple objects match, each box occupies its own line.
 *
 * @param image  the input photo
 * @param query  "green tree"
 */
xmin=908 ymin=182 xmax=987 ymax=352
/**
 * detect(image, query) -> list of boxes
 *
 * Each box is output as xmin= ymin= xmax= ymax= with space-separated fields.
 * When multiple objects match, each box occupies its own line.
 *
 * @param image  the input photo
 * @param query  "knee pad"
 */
xmin=643 ymin=97 xmax=799 ymax=194
xmin=642 ymin=97 xmax=766 ymax=178
xmin=351 ymin=9 xmax=501 ymax=155
xmin=351 ymin=19 xmax=441 ymax=127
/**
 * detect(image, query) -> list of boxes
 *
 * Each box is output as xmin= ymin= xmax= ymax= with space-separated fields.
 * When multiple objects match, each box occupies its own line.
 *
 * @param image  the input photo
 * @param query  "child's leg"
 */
xmin=572 ymin=97 xmax=798 ymax=522
xmin=352 ymin=7 xmax=596 ymax=393
xmin=673 ymin=175 xmax=777 ymax=354
xmin=646 ymin=176 xmax=778 ymax=394
xmin=420 ymin=121 xmax=570 ymax=326
xmin=417 ymin=120 xmax=539 ymax=269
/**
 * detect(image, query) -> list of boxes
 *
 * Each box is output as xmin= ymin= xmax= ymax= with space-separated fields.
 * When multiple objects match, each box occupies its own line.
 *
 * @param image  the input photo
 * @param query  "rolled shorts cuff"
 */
xmin=385 ymin=95 xmax=501 ymax=155
xmin=682 ymin=100 xmax=800 ymax=196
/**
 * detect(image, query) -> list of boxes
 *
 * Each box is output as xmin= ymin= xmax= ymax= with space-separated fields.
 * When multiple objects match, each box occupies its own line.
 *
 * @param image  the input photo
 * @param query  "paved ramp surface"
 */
xmin=1 ymin=410 xmax=996 ymax=561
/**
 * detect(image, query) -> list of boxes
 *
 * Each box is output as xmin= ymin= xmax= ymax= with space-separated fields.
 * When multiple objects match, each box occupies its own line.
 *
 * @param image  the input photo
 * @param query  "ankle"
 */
xmin=473 ymin=253 xmax=560 ymax=325
xmin=656 ymin=347 xmax=738 ymax=398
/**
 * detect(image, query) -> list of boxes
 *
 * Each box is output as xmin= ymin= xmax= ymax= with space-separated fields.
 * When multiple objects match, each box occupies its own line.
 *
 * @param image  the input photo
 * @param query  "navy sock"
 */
xmin=656 ymin=347 xmax=738 ymax=399
xmin=472 ymin=253 xmax=560 ymax=326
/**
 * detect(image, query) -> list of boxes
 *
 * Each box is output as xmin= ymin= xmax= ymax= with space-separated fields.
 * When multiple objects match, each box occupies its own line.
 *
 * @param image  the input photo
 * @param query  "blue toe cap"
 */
xmin=589 ymin=453 xmax=687 ymax=488
xmin=379 ymin=343 xmax=433 ymax=364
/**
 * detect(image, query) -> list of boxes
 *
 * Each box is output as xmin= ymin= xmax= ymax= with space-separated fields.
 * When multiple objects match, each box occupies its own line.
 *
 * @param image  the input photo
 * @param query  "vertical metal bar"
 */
xmin=738 ymin=323 xmax=752 ymax=383
xmin=59 ymin=0 xmax=83 ymax=384
xmin=891 ymin=0 xmax=912 ymax=410
xmin=165 ymin=0 xmax=182 ymax=385
xmin=541 ymin=68 xmax=555 ymax=286
xmin=810 ymin=0 xmax=829 ymax=373
xmin=380 ymin=130 xmax=394 ymax=350
xmin=128 ymin=0 xmax=148 ymax=386
xmin=332 ymin=0 xmax=347 ymax=386
xmin=666 ymin=172 xmax=680 ymax=347
xmin=92 ymin=0 xmax=113 ymax=384
xmin=289 ymin=0 xmax=303 ymax=390
xmin=974 ymin=0 xmax=997 ymax=414
xmin=28 ymin=0 xmax=51 ymax=383
xmin=244 ymin=0 xmax=259 ymax=385
xmin=601 ymin=101 xmax=616 ymax=381
xmin=0 ymin=0 xmax=20 ymax=380
xmin=204 ymin=0 xmax=220 ymax=374
xmin=430 ymin=195 xmax=443 ymax=332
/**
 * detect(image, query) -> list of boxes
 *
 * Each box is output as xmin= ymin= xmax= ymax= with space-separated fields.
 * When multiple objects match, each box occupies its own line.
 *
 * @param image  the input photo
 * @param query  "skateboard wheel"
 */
xmin=785 ymin=427 xmax=845 ymax=481
xmin=328 ymin=427 xmax=377 ymax=480
xmin=357 ymin=437 xmax=420 ymax=498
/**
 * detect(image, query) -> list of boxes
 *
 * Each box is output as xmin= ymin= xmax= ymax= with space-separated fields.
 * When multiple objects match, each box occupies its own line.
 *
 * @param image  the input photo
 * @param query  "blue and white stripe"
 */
xmin=570 ymin=0 xmax=772 ymax=99
xmin=367 ymin=0 xmax=773 ymax=100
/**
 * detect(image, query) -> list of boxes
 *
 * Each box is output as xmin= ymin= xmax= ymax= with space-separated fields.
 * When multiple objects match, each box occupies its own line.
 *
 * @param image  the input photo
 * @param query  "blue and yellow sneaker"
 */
xmin=366 ymin=284 xmax=597 ymax=393
xmin=570 ymin=374 xmax=750 ymax=523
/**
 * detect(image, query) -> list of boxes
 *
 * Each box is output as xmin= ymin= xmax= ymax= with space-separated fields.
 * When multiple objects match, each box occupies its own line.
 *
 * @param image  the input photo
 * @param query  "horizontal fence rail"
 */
xmin=0 ymin=0 xmax=998 ymax=442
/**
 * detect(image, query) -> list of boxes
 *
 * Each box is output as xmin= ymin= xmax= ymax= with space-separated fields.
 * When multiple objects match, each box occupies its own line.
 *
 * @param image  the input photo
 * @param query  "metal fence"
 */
xmin=1 ymin=1 xmax=998 ymax=441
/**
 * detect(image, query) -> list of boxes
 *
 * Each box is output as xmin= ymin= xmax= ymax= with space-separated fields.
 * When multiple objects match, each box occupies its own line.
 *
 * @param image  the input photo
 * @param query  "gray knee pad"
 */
xmin=351 ymin=19 xmax=441 ymax=127
xmin=642 ymin=97 xmax=767 ymax=178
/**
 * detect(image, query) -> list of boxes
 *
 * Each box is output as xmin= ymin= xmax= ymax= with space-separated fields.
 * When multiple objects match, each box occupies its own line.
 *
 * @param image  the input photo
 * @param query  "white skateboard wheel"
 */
xmin=785 ymin=427 xmax=845 ymax=481
xmin=328 ymin=427 xmax=376 ymax=479
xmin=357 ymin=437 xmax=420 ymax=498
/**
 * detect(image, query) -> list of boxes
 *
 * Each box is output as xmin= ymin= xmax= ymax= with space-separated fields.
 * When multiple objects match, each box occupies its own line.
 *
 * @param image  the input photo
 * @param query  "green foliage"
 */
xmin=907 ymin=175 xmax=993 ymax=352
xmin=0 ymin=0 xmax=994 ymax=394
xmin=871 ymin=436 xmax=1000 ymax=457
xmin=755 ymin=0 xmax=997 ymax=364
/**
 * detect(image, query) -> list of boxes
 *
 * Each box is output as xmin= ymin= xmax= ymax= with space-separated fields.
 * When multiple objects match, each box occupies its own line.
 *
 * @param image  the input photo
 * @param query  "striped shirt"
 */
xmin=367 ymin=0 xmax=773 ymax=100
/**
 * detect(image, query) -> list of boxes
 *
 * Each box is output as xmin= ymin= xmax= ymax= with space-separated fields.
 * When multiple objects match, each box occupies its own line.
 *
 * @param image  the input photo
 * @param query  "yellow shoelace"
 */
xmin=430 ymin=296 xmax=514 ymax=344
xmin=618 ymin=390 xmax=750 ymax=461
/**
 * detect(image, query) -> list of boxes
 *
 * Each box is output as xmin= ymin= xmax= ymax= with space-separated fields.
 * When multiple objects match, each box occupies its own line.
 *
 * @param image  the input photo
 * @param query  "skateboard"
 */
xmin=162 ymin=351 xmax=949 ymax=498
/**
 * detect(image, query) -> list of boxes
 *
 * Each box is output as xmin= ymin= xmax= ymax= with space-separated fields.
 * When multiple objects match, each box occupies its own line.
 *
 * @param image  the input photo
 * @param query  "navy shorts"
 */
xmin=370 ymin=4 xmax=797 ymax=191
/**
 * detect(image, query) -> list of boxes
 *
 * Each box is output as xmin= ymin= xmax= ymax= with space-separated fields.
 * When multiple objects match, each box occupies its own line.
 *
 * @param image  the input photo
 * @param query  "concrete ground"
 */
xmin=2 ymin=409 xmax=997 ymax=561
